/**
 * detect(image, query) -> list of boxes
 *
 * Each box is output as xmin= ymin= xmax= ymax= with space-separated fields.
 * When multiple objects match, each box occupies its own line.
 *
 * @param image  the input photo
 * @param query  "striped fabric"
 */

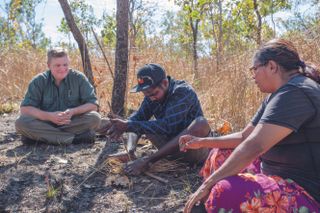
xmin=127 ymin=76 xmax=203 ymax=138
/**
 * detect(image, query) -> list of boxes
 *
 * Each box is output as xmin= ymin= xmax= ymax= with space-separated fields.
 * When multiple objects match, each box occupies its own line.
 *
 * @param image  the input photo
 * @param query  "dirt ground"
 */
xmin=0 ymin=112 xmax=203 ymax=213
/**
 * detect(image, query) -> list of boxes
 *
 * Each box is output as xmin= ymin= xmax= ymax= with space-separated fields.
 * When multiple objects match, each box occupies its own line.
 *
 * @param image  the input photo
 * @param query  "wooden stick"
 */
xmin=123 ymin=141 xmax=133 ymax=162
xmin=91 ymin=27 xmax=114 ymax=80
xmin=144 ymin=171 xmax=168 ymax=184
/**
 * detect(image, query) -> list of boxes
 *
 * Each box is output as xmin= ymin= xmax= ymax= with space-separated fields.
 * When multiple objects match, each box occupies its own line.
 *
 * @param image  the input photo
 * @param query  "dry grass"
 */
xmin=1 ymin=35 xmax=320 ymax=130
xmin=104 ymin=157 xmax=187 ymax=174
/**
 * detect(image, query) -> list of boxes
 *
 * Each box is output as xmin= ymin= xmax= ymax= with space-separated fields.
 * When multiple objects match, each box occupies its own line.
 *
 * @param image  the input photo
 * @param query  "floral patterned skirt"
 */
xmin=200 ymin=148 xmax=320 ymax=213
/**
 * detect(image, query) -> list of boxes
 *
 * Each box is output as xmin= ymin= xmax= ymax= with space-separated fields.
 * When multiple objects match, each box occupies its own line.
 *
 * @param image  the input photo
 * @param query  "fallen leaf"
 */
xmin=106 ymin=174 xmax=130 ymax=187
xmin=53 ymin=157 xmax=68 ymax=164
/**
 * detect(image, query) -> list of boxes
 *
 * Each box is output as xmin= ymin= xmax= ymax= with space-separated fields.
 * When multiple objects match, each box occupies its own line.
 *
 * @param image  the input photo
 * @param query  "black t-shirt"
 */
xmin=252 ymin=75 xmax=320 ymax=202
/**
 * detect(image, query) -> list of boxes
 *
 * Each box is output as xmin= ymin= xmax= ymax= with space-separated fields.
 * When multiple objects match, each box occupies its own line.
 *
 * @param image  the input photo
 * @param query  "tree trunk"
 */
xmin=128 ymin=0 xmax=136 ymax=49
xmin=58 ymin=0 xmax=94 ymax=87
xmin=270 ymin=0 xmax=276 ymax=37
xmin=253 ymin=0 xmax=262 ymax=46
xmin=217 ymin=0 xmax=223 ymax=72
xmin=190 ymin=16 xmax=199 ymax=80
xmin=111 ymin=0 xmax=129 ymax=116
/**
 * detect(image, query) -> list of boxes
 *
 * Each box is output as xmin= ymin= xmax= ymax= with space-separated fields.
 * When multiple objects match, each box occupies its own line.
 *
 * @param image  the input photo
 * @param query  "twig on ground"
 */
xmin=15 ymin=151 xmax=32 ymax=166
xmin=76 ymin=164 xmax=106 ymax=189
xmin=141 ymin=183 xmax=153 ymax=194
xmin=137 ymin=196 xmax=169 ymax=200
xmin=144 ymin=171 xmax=169 ymax=184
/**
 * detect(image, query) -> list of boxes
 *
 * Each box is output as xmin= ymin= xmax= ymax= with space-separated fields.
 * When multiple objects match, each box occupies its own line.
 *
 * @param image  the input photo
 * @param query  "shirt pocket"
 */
xmin=66 ymin=95 xmax=80 ymax=108
xmin=42 ymin=96 xmax=55 ymax=111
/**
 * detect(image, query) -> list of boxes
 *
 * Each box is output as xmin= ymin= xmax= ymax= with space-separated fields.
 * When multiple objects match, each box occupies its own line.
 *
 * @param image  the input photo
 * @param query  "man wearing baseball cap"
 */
xmin=99 ymin=63 xmax=211 ymax=175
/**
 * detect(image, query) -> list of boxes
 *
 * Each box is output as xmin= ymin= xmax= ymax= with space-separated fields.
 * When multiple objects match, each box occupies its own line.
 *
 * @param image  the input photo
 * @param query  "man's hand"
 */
xmin=63 ymin=109 xmax=74 ymax=120
xmin=179 ymin=135 xmax=203 ymax=152
xmin=124 ymin=157 xmax=150 ymax=175
xmin=48 ymin=111 xmax=71 ymax=126
xmin=107 ymin=118 xmax=128 ymax=139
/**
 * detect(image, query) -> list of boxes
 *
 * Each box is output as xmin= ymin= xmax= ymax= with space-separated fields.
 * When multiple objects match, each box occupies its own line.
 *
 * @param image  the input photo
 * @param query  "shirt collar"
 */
xmin=48 ymin=69 xmax=71 ymax=84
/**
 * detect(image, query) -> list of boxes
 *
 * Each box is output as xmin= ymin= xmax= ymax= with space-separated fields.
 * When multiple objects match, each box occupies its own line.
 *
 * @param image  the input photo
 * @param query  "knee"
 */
xmin=205 ymin=176 xmax=244 ymax=210
xmin=15 ymin=115 xmax=36 ymax=132
xmin=188 ymin=116 xmax=211 ymax=137
xmin=85 ymin=111 xmax=101 ymax=129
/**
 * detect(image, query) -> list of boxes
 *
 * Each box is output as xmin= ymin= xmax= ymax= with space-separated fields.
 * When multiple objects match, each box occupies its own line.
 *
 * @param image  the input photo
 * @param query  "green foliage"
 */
xmin=101 ymin=12 xmax=117 ymax=48
xmin=57 ymin=0 xmax=100 ymax=48
xmin=279 ymin=1 xmax=319 ymax=37
xmin=161 ymin=10 xmax=193 ymax=57
xmin=227 ymin=0 xmax=290 ymax=44
xmin=128 ymin=0 xmax=158 ymax=49
xmin=167 ymin=0 xmax=294 ymax=58
xmin=0 ymin=0 xmax=50 ymax=49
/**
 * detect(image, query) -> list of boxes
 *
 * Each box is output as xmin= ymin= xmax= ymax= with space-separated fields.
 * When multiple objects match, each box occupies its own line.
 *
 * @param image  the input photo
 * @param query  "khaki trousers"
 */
xmin=15 ymin=111 xmax=101 ymax=145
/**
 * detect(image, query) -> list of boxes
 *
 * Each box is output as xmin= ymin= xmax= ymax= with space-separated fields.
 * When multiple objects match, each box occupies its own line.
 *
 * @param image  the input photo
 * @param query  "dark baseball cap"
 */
xmin=130 ymin=63 xmax=166 ymax=93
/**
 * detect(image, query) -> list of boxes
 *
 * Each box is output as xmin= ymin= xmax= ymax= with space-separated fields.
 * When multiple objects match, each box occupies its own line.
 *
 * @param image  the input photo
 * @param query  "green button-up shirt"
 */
xmin=21 ymin=69 xmax=98 ymax=112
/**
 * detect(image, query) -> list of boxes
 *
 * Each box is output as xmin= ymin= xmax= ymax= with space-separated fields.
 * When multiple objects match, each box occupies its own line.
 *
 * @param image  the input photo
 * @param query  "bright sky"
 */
xmin=35 ymin=0 xmax=178 ymax=44
xmin=0 ymin=0 xmax=314 ymax=45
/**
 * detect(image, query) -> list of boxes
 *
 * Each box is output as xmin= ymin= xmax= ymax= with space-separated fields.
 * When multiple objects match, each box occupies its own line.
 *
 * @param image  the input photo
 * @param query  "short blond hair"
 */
xmin=47 ymin=47 xmax=68 ymax=63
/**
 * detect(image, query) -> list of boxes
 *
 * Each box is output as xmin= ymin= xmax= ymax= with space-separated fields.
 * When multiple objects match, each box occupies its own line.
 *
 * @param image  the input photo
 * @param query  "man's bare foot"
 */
xmin=107 ymin=151 xmax=136 ymax=163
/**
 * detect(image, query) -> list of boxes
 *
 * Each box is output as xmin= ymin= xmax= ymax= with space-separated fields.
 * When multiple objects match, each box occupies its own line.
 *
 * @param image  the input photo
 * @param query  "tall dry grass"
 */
xmin=1 ymin=34 xmax=320 ymax=131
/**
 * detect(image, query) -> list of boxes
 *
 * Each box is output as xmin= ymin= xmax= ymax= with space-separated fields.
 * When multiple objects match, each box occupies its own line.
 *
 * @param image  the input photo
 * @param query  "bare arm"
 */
xmin=20 ymin=103 xmax=97 ymax=125
xmin=21 ymin=106 xmax=54 ymax=121
xmin=206 ymin=123 xmax=292 ymax=183
xmin=67 ymin=103 xmax=98 ymax=116
xmin=183 ymin=123 xmax=293 ymax=212
xmin=180 ymin=123 xmax=255 ymax=150
xmin=151 ymin=123 xmax=255 ymax=166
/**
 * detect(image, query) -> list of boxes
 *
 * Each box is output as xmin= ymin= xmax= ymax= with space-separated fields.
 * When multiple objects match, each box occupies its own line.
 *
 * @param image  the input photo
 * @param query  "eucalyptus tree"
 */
xmin=279 ymin=0 xmax=320 ymax=38
xmin=161 ymin=10 xmax=193 ymax=59
xmin=229 ymin=0 xmax=290 ymax=46
xmin=0 ymin=0 xmax=49 ymax=48
xmin=175 ymin=0 xmax=209 ymax=79
xmin=101 ymin=11 xmax=117 ymax=48
xmin=111 ymin=0 xmax=129 ymax=116
xmin=58 ymin=0 xmax=100 ymax=48
xmin=58 ymin=0 xmax=94 ymax=87
xmin=128 ymin=0 xmax=157 ymax=49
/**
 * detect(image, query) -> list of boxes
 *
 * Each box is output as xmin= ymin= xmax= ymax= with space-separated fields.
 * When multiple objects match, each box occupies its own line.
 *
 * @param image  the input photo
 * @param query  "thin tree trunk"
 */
xmin=111 ymin=0 xmax=129 ymax=116
xmin=189 ymin=15 xmax=199 ymax=80
xmin=217 ymin=0 xmax=223 ymax=71
xmin=58 ymin=0 xmax=94 ymax=87
xmin=270 ymin=0 xmax=276 ymax=37
xmin=253 ymin=0 xmax=262 ymax=46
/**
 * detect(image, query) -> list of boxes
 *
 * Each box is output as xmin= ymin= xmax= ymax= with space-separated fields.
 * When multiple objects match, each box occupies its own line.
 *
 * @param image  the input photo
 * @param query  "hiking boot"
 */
xmin=21 ymin=136 xmax=38 ymax=145
xmin=72 ymin=130 xmax=95 ymax=144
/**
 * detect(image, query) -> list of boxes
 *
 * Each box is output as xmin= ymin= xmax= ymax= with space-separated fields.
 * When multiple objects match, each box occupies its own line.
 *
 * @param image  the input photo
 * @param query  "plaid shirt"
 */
xmin=127 ymin=76 xmax=203 ymax=138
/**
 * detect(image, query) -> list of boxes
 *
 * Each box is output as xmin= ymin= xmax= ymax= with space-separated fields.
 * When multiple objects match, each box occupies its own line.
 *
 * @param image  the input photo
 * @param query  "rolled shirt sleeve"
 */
xmin=21 ymin=76 xmax=44 ymax=108
xmin=78 ymin=73 xmax=99 ymax=106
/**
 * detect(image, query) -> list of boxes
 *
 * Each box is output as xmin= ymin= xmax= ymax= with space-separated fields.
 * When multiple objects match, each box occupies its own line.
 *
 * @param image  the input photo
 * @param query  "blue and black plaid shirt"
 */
xmin=127 ymin=76 xmax=203 ymax=138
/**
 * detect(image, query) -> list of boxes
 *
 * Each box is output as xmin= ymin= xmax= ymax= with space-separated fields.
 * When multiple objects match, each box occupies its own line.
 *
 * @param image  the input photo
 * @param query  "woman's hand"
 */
xmin=184 ymin=180 xmax=213 ymax=213
xmin=179 ymin=135 xmax=203 ymax=152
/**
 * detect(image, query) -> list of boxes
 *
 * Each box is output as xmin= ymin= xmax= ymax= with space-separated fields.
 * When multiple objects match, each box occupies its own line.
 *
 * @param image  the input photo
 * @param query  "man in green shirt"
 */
xmin=15 ymin=48 xmax=101 ymax=145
